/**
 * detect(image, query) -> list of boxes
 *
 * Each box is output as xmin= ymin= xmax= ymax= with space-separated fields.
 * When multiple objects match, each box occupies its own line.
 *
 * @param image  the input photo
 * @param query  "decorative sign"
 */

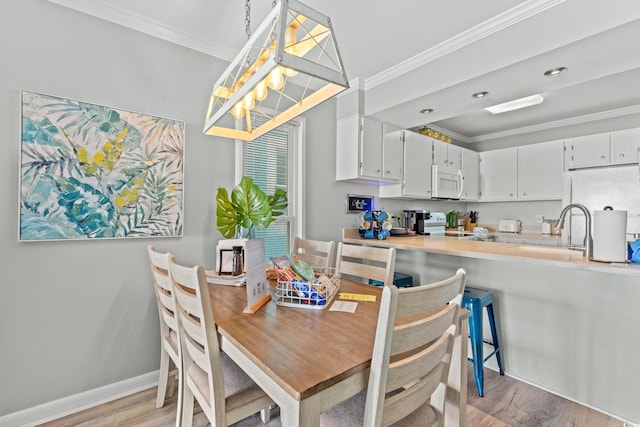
xmin=243 ymin=238 xmax=271 ymax=313
xmin=346 ymin=194 xmax=374 ymax=213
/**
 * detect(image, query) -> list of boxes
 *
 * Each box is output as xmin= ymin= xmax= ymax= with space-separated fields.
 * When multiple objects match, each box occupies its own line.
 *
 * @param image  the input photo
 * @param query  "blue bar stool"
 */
xmin=462 ymin=286 xmax=504 ymax=397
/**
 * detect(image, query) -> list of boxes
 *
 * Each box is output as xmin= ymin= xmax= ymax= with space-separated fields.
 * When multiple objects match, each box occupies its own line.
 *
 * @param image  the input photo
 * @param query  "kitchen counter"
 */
xmin=343 ymin=228 xmax=640 ymax=276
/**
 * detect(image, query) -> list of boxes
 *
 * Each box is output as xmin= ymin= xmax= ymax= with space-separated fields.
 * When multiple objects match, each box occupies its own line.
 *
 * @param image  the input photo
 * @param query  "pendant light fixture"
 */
xmin=204 ymin=0 xmax=349 ymax=141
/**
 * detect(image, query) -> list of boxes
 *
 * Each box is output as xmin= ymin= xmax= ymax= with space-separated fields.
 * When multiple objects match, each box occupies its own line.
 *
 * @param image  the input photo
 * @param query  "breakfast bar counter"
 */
xmin=342 ymin=228 xmax=640 ymax=424
xmin=342 ymin=228 xmax=640 ymax=276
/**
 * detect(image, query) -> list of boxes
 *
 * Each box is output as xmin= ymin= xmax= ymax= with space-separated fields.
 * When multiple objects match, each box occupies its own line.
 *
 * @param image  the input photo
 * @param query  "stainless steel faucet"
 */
xmin=553 ymin=203 xmax=593 ymax=258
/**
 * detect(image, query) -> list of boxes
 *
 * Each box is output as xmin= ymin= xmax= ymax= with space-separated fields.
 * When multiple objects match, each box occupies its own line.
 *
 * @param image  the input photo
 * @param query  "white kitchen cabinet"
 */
xmin=433 ymin=138 xmax=462 ymax=169
xmin=336 ymin=115 xmax=402 ymax=184
xmin=479 ymin=148 xmax=517 ymax=201
xmin=461 ymin=148 xmax=479 ymax=201
xmin=381 ymin=123 xmax=403 ymax=181
xmin=565 ymin=133 xmax=610 ymax=169
xmin=611 ymin=128 xmax=640 ymax=165
xmin=379 ymin=131 xmax=432 ymax=199
xmin=517 ymin=140 xmax=564 ymax=200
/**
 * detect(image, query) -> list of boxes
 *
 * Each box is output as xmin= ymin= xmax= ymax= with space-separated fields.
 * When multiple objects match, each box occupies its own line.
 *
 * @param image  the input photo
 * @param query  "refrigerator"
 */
xmin=562 ymin=165 xmax=640 ymax=246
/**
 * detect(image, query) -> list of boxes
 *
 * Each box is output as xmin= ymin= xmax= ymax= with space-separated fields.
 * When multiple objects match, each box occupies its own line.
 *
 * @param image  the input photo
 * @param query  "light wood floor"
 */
xmin=39 ymin=366 xmax=626 ymax=427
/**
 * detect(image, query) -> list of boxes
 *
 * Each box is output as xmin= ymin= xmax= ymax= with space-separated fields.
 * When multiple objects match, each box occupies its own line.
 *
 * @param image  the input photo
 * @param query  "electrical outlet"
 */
xmin=534 ymin=215 xmax=544 ymax=224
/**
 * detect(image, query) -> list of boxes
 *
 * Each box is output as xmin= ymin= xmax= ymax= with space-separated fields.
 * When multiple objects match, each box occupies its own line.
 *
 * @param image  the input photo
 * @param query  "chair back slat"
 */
xmin=293 ymin=237 xmax=336 ymax=272
xmin=335 ymin=243 xmax=396 ymax=286
xmin=364 ymin=268 xmax=466 ymax=427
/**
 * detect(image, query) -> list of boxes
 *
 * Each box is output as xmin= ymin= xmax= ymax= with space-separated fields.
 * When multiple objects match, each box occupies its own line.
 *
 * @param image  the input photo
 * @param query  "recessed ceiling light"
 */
xmin=544 ymin=66 xmax=568 ymax=77
xmin=472 ymin=91 xmax=489 ymax=99
xmin=419 ymin=108 xmax=434 ymax=114
xmin=485 ymin=94 xmax=544 ymax=114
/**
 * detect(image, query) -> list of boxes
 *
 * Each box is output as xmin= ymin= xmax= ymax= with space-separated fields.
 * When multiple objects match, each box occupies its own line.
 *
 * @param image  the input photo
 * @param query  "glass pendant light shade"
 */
xmin=204 ymin=0 xmax=349 ymax=141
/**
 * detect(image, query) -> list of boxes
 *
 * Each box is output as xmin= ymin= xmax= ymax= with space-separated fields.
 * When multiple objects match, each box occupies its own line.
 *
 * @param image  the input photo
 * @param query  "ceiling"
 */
xmin=48 ymin=0 xmax=640 ymax=144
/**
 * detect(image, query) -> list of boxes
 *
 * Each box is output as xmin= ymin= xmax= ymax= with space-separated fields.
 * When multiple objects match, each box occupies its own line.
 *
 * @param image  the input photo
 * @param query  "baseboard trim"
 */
xmin=0 ymin=370 xmax=159 ymax=427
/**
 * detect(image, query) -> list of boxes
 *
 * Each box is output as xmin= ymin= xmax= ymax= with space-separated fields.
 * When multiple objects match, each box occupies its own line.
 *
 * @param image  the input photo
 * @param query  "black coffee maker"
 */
xmin=403 ymin=210 xmax=429 ymax=234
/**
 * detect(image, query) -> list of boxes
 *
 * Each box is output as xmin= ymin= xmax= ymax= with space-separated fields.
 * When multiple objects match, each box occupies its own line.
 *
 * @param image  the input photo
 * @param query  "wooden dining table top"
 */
xmin=208 ymin=279 xmax=383 ymax=401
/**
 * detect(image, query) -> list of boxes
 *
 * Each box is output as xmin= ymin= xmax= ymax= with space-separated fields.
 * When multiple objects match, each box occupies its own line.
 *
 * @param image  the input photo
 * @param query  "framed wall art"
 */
xmin=19 ymin=90 xmax=185 ymax=241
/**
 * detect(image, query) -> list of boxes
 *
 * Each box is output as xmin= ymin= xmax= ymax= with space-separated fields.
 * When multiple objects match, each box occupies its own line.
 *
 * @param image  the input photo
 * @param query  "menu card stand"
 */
xmin=243 ymin=238 xmax=271 ymax=314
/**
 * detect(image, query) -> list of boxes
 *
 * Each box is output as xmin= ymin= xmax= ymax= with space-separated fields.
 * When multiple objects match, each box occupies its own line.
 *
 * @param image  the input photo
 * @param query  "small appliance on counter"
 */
xmin=403 ymin=209 xmax=429 ymax=234
xmin=497 ymin=219 xmax=522 ymax=233
xmin=421 ymin=212 xmax=446 ymax=235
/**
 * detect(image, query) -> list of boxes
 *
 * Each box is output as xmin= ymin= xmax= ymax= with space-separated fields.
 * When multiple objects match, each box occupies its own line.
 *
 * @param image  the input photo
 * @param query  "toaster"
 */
xmin=498 ymin=219 xmax=522 ymax=233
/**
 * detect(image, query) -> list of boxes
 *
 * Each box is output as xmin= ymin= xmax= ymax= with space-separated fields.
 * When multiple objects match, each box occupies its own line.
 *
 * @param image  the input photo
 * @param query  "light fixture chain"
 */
xmin=245 ymin=0 xmax=251 ymax=39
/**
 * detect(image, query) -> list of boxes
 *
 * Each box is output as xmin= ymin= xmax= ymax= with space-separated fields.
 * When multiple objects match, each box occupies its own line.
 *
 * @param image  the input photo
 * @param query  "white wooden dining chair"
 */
xmin=168 ymin=259 xmax=275 ymax=427
xmin=335 ymin=242 xmax=396 ymax=286
xmin=321 ymin=268 xmax=467 ymax=427
xmin=147 ymin=245 xmax=182 ymax=426
xmin=292 ymin=237 xmax=336 ymax=273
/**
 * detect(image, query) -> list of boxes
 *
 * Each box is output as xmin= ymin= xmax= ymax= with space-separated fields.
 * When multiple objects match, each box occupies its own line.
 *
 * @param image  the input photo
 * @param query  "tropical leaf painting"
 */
xmin=19 ymin=91 xmax=184 ymax=241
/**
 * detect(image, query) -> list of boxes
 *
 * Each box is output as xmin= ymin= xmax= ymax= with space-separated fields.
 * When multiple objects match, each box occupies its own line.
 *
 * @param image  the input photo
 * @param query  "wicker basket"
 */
xmin=275 ymin=268 xmax=340 ymax=310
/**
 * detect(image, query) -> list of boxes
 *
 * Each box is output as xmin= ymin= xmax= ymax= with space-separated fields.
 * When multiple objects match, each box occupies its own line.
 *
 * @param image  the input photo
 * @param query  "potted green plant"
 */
xmin=216 ymin=176 xmax=288 ymax=239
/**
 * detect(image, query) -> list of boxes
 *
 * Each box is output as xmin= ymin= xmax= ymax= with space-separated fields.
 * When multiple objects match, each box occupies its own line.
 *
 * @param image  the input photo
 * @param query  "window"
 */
xmin=236 ymin=118 xmax=304 ymax=261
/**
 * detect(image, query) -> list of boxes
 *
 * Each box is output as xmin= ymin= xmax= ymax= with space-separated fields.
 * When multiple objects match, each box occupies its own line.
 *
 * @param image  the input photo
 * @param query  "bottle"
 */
xmin=231 ymin=246 xmax=243 ymax=276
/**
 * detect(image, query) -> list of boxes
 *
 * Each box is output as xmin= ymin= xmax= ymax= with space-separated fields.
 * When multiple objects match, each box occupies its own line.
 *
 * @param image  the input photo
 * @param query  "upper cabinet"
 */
xmin=379 ymin=131 xmax=433 ymax=199
xmin=479 ymin=148 xmax=518 ymax=201
xmin=565 ymin=128 xmax=640 ymax=169
xmin=433 ymin=138 xmax=462 ymax=169
xmin=517 ymin=140 xmax=564 ymax=200
xmin=336 ymin=115 xmax=402 ymax=184
xmin=565 ymin=133 xmax=610 ymax=169
xmin=611 ymin=128 xmax=640 ymax=165
xmin=461 ymin=148 xmax=479 ymax=201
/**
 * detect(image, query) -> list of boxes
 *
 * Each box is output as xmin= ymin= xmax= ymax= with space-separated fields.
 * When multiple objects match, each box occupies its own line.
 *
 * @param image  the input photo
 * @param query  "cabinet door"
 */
xmin=360 ymin=116 xmax=383 ymax=178
xmin=567 ymin=133 xmax=610 ymax=169
xmin=461 ymin=148 xmax=479 ymax=200
xmin=382 ymin=123 xmax=403 ymax=181
xmin=433 ymin=139 xmax=462 ymax=169
xmin=479 ymin=148 xmax=517 ymax=201
xmin=517 ymin=140 xmax=564 ymax=200
xmin=611 ymin=128 xmax=640 ymax=165
xmin=403 ymin=131 xmax=433 ymax=198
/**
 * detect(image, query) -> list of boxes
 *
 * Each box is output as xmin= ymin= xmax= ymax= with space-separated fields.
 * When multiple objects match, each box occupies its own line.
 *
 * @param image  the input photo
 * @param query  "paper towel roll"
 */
xmin=593 ymin=208 xmax=627 ymax=262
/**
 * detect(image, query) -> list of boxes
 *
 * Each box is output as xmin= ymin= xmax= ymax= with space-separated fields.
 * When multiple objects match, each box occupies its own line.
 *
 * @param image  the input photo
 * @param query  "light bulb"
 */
xmin=231 ymin=102 xmax=245 ymax=119
xmin=252 ymin=80 xmax=268 ymax=101
xmin=283 ymin=67 xmax=298 ymax=77
xmin=242 ymin=92 xmax=255 ymax=111
xmin=266 ymin=67 xmax=284 ymax=90
xmin=284 ymin=25 xmax=297 ymax=56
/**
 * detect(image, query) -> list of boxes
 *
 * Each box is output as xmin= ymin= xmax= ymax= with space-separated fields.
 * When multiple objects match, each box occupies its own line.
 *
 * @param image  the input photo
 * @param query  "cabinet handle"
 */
xmin=385 ymin=170 xmax=390 ymax=174
xmin=600 ymin=155 xmax=606 ymax=159
xmin=620 ymin=153 xmax=625 ymax=158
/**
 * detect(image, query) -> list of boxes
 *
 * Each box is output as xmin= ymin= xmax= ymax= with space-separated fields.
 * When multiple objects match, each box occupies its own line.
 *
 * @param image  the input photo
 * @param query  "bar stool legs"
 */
xmin=463 ymin=286 xmax=504 ymax=397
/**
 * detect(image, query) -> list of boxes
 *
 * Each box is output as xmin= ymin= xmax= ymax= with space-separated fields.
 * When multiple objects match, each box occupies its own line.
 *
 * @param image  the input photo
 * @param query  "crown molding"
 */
xmin=47 ymin=0 xmax=238 ymax=60
xmin=446 ymin=104 xmax=640 ymax=143
xmin=364 ymin=0 xmax=565 ymax=91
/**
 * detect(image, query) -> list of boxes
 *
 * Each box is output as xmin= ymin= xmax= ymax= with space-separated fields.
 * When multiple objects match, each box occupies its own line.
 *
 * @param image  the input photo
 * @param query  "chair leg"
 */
xmin=174 ymin=366 xmax=183 ymax=427
xmin=468 ymin=303 xmax=485 ymax=397
xmin=260 ymin=405 xmax=272 ymax=423
xmin=156 ymin=349 xmax=170 ymax=408
xmin=486 ymin=303 xmax=504 ymax=375
xmin=181 ymin=381 xmax=195 ymax=427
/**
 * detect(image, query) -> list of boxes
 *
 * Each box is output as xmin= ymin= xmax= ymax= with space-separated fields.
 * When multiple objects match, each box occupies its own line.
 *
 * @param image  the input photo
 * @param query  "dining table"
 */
xmin=208 ymin=277 xmax=468 ymax=427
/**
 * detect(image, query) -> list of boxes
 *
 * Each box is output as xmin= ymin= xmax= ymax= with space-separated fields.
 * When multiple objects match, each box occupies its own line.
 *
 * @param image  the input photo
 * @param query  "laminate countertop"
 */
xmin=342 ymin=229 xmax=640 ymax=277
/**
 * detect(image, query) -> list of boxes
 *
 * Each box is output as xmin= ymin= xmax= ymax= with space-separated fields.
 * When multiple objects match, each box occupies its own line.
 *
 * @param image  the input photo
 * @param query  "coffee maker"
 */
xmin=403 ymin=210 xmax=430 ymax=234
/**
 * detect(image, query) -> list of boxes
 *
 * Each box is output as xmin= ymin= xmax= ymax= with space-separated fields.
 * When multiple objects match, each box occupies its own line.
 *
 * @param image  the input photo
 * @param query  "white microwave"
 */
xmin=431 ymin=164 xmax=464 ymax=199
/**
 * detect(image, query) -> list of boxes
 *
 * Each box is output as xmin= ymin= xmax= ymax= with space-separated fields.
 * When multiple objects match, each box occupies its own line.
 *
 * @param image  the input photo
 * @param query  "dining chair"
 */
xmin=335 ymin=242 xmax=396 ymax=286
xmin=321 ymin=268 xmax=467 ymax=427
xmin=168 ymin=259 xmax=275 ymax=427
xmin=147 ymin=245 xmax=182 ymax=426
xmin=292 ymin=237 xmax=336 ymax=273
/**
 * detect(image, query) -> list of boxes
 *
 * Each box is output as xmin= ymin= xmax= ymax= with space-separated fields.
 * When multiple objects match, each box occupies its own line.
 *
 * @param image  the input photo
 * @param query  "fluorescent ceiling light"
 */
xmin=485 ymin=94 xmax=544 ymax=114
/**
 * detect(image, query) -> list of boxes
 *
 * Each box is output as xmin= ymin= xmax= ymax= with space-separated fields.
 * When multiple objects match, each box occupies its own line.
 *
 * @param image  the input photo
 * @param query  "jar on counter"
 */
xmin=542 ymin=219 xmax=553 ymax=235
